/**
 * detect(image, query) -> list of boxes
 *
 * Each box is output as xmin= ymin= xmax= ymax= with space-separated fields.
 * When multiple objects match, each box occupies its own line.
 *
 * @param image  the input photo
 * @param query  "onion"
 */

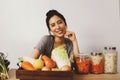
xmin=41 ymin=66 xmax=50 ymax=71
xmin=51 ymin=68 xmax=60 ymax=71
xmin=60 ymin=65 xmax=72 ymax=71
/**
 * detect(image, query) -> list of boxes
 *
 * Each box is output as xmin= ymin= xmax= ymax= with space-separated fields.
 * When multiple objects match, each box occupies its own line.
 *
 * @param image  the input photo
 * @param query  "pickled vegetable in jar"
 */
xmin=75 ymin=54 xmax=90 ymax=74
xmin=104 ymin=47 xmax=117 ymax=73
xmin=90 ymin=52 xmax=103 ymax=74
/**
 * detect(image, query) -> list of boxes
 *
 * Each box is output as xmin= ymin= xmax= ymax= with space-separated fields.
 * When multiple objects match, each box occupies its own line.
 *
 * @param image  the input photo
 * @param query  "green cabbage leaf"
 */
xmin=51 ymin=45 xmax=71 ymax=68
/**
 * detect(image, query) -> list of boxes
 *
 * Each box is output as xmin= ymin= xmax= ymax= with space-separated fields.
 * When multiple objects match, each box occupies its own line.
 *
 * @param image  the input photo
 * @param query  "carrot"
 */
xmin=42 ymin=55 xmax=49 ymax=61
xmin=75 ymin=57 xmax=90 ymax=74
xmin=42 ymin=55 xmax=56 ymax=68
xmin=91 ymin=60 xmax=103 ymax=74
xmin=21 ymin=61 xmax=36 ymax=70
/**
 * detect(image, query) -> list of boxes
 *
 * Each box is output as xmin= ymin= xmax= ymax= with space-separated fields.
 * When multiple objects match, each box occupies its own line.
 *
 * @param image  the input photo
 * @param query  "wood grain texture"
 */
xmin=16 ymin=70 xmax=73 ymax=80
xmin=8 ymin=69 xmax=120 ymax=80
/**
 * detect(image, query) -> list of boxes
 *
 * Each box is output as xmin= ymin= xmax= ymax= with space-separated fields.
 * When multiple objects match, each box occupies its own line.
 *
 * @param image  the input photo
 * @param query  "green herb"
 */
xmin=0 ymin=52 xmax=9 ymax=80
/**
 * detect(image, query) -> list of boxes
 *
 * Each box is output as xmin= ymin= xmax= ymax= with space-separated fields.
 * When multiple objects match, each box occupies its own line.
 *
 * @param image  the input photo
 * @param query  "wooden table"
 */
xmin=8 ymin=69 xmax=120 ymax=80
xmin=74 ymin=73 xmax=120 ymax=80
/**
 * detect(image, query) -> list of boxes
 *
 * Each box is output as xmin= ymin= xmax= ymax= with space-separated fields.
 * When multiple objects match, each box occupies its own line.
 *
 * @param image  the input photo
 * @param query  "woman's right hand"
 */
xmin=65 ymin=31 xmax=77 ymax=42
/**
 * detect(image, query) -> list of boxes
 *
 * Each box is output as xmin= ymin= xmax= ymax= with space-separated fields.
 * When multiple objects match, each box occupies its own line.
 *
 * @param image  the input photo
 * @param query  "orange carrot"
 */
xmin=21 ymin=61 xmax=36 ymax=70
xmin=42 ymin=55 xmax=49 ymax=61
xmin=42 ymin=55 xmax=56 ymax=68
xmin=75 ymin=57 xmax=90 ymax=74
xmin=91 ymin=60 xmax=103 ymax=74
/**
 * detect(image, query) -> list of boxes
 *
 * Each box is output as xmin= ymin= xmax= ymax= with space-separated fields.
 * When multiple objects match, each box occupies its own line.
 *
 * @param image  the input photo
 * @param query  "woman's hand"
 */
xmin=65 ymin=31 xmax=80 ymax=55
xmin=65 ymin=31 xmax=77 ymax=42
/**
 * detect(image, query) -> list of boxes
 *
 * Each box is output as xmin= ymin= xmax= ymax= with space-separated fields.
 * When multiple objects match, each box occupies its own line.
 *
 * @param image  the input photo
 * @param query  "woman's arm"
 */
xmin=65 ymin=31 xmax=79 ymax=55
xmin=30 ymin=36 xmax=48 ymax=59
xmin=72 ymin=39 xmax=79 ymax=55
xmin=30 ymin=49 xmax=41 ymax=59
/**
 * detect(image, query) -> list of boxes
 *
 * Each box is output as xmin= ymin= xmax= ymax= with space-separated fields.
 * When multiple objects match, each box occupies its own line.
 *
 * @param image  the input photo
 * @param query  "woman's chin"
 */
xmin=56 ymin=34 xmax=64 ymax=38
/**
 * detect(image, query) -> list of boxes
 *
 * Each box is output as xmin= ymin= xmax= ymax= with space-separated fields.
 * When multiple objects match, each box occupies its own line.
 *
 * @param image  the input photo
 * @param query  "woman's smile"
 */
xmin=56 ymin=29 xmax=63 ymax=34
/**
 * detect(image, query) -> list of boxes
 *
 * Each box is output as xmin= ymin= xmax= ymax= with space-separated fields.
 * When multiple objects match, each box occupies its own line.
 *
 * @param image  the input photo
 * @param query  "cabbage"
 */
xmin=51 ymin=46 xmax=71 ymax=68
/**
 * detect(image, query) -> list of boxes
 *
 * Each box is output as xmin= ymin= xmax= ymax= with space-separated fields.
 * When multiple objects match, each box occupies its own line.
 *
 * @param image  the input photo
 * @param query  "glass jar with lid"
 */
xmin=74 ymin=53 xmax=90 ymax=74
xmin=90 ymin=52 xmax=104 ymax=74
xmin=103 ymin=47 xmax=117 ymax=73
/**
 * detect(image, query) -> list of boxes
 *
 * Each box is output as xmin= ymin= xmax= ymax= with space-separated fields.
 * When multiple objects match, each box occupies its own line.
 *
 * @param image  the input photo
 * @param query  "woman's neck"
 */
xmin=54 ymin=36 xmax=65 ymax=47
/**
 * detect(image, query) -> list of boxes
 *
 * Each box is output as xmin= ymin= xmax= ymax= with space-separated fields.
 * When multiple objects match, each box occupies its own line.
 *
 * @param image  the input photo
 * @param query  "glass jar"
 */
xmin=74 ymin=54 xmax=90 ymax=74
xmin=104 ymin=47 xmax=117 ymax=73
xmin=90 ymin=52 xmax=104 ymax=74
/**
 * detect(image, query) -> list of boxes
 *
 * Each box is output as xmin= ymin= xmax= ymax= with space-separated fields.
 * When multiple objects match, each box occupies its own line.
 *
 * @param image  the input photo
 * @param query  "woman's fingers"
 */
xmin=65 ymin=31 xmax=73 ymax=38
xmin=65 ymin=31 xmax=77 ymax=41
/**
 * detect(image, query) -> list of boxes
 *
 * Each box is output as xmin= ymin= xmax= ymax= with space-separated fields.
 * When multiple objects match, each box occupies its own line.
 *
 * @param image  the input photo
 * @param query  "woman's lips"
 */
xmin=56 ymin=30 xmax=63 ymax=34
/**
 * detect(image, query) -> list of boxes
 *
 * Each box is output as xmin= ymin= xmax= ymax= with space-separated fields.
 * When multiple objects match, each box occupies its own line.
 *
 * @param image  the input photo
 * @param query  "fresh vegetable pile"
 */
xmin=18 ymin=46 xmax=72 ymax=71
xmin=0 ymin=52 xmax=10 ymax=80
xmin=18 ymin=56 xmax=71 ymax=71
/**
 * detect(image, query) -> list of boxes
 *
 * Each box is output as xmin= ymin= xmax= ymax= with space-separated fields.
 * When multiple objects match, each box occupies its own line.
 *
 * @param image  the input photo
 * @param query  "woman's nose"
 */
xmin=56 ymin=24 xmax=60 ymax=29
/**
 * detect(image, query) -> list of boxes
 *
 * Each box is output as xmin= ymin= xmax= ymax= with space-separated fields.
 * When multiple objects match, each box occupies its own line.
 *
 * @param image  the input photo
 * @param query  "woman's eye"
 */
xmin=51 ymin=24 xmax=55 ymax=27
xmin=58 ymin=21 xmax=63 ymax=24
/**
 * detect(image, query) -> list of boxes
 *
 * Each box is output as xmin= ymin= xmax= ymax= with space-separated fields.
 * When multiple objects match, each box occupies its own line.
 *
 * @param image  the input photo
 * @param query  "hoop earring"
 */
xmin=49 ymin=31 xmax=54 ymax=35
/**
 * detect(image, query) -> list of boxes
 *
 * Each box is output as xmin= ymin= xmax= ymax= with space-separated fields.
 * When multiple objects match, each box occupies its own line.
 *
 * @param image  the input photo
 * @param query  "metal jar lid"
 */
xmin=91 ymin=52 xmax=102 ymax=56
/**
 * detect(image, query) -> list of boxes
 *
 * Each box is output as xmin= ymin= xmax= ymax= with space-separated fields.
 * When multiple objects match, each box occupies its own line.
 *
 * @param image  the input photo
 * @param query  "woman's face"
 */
xmin=49 ymin=15 xmax=66 ymax=37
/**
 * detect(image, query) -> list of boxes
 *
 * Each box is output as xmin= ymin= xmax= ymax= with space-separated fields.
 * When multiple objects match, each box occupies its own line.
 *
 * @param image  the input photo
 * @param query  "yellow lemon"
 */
xmin=33 ymin=59 xmax=44 ymax=70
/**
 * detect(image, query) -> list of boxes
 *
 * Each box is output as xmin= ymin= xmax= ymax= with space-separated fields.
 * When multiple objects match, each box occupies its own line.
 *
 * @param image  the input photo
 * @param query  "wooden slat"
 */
xmin=16 ymin=70 xmax=73 ymax=80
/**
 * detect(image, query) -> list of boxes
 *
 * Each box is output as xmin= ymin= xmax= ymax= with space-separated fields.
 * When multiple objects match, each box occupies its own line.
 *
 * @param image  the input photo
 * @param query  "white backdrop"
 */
xmin=0 ymin=0 xmax=120 ymax=72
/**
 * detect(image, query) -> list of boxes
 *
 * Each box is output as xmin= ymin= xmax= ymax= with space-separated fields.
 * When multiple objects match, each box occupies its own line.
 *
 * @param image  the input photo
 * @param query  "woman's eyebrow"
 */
xmin=50 ymin=19 xmax=62 ymax=25
xmin=57 ymin=19 xmax=63 ymax=22
xmin=49 ymin=21 xmax=55 ymax=25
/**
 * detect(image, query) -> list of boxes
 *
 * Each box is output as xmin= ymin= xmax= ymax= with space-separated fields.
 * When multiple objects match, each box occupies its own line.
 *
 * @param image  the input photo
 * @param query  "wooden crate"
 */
xmin=16 ymin=70 xmax=73 ymax=80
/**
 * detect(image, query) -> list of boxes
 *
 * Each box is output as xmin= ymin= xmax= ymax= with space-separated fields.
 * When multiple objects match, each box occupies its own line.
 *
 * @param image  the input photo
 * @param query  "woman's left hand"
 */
xmin=65 ymin=31 xmax=77 ymax=42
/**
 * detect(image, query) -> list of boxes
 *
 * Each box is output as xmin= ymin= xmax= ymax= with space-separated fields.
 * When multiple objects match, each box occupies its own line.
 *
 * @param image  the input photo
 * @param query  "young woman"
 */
xmin=30 ymin=10 xmax=79 ymax=60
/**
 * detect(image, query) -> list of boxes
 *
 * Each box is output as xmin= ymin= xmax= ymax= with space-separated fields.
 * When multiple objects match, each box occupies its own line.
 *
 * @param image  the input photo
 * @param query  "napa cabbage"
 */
xmin=51 ymin=45 xmax=71 ymax=68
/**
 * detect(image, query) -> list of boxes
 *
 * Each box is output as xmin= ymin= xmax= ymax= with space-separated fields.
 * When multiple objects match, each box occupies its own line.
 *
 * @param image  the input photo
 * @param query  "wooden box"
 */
xmin=16 ymin=70 xmax=73 ymax=80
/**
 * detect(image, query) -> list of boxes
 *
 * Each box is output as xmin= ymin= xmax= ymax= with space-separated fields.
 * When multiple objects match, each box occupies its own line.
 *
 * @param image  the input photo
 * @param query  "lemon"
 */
xmin=33 ymin=59 xmax=44 ymax=70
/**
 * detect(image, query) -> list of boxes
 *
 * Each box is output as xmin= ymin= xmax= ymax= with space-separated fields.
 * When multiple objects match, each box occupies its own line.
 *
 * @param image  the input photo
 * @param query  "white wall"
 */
xmin=0 ymin=0 xmax=120 ymax=72
xmin=0 ymin=0 xmax=51 ymax=68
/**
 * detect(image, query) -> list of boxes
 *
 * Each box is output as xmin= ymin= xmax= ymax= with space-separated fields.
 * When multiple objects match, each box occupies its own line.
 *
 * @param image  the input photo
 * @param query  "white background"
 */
xmin=0 ymin=0 xmax=120 ymax=72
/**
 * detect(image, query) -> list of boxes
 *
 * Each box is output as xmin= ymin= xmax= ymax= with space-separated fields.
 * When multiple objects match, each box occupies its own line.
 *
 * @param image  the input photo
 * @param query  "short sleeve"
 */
xmin=34 ymin=35 xmax=54 ymax=57
xmin=34 ymin=35 xmax=48 ymax=54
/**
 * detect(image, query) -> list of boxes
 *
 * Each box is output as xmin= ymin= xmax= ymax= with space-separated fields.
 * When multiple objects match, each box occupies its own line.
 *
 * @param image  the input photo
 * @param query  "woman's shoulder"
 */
xmin=42 ymin=35 xmax=53 ymax=38
xmin=41 ymin=35 xmax=54 ymax=40
xmin=37 ymin=35 xmax=53 ymax=45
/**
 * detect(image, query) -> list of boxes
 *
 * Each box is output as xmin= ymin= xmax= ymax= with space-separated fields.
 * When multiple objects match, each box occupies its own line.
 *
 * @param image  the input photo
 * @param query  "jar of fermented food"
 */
xmin=90 ymin=52 xmax=104 ymax=74
xmin=104 ymin=47 xmax=117 ymax=73
xmin=75 ymin=54 xmax=90 ymax=74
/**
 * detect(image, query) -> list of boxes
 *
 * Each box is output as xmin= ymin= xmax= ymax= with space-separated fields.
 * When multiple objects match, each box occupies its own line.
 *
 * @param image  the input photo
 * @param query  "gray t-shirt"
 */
xmin=35 ymin=35 xmax=73 ymax=58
